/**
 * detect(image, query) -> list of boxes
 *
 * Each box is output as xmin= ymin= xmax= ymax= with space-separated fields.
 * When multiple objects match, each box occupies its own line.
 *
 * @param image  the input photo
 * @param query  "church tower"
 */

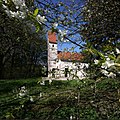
xmin=47 ymin=31 xmax=58 ymax=71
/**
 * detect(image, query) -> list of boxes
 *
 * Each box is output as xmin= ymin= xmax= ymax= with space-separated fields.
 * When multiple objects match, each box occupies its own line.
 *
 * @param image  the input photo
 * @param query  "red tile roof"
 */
xmin=48 ymin=31 xmax=57 ymax=44
xmin=58 ymin=51 xmax=84 ymax=61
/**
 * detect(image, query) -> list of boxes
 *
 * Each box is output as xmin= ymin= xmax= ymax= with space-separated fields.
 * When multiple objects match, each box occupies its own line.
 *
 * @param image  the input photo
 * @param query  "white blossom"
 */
xmin=49 ymin=79 xmax=52 ymax=84
xmin=36 ymin=15 xmax=47 ymax=24
xmin=101 ymin=70 xmax=116 ymax=78
xmin=58 ymin=29 xmax=68 ymax=42
xmin=83 ymin=81 xmax=86 ymax=84
xmin=2 ymin=0 xmax=27 ymax=19
xmin=3 ymin=8 xmax=26 ymax=19
xmin=101 ymin=69 xmax=109 ymax=76
xmin=30 ymin=96 xmax=34 ymax=102
xmin=19 ymin=92 xmax=25 ymax=97
xmin=18 ymin=86 xmax=27 ymax=98
xmin=39 ymin=92 xmax=42 ymax=97
xmin=21 ymin=86 xmax=25 ymax=90
xmin=3 ymin=0 xmax=7 ymax=3
xmin=107 ymin=72 xmax=116 ymax=78
xmin=70 ymin=115 xmax=73 ymax=120
xmin=53 ymin=23 xmax=58 ymax=28
xmin=58 ymin=3 xmax=61 ymax=7
xmin=106 ymin=57 xmax=110 ymax=61
xmin=91 ymin=85 xmax=94 ymax=89
xmin=75 ymin=96 xmax=77 ymax=99
xmin=101 ymin=59 xmax=114 ymax=69
xmin=2 ymin=4 xmax=7 ymax=9
xmin=94 ymin=59 xmax=99 ymax=64
xmin=12 ymin=0 xmax=27 ymax=11
xmin=87 ymin=9 xmax=90 ymax=12
xmin=40 ymin=80 xmax=45 ymax=85
xmin=16 ymin=6 xmax=19 ymax=9
xmin=116 ymin=48 xmax=120 ymax=54
xmin=22 ymin=105 xmax=24 ymax=108
xmin=59 ymin=29 xmax=67 ymax=36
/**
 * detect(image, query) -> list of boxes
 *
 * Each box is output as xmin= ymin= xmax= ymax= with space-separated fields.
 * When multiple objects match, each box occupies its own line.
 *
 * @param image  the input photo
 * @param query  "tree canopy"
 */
xmin=0 ymin=3 xmax=47 ymax=79
xmin=80 ymin=0 xmax=120 ymax=52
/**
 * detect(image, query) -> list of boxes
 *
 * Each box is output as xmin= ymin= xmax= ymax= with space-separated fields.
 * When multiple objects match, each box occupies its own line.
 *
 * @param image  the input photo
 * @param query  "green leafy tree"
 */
xmin=0 ymin=4 xmax=47 ymax=79
xmin=80 ymin=0 xmax=120 ymax=52
xmin=80 ymin=0 xmax=120 ymax=79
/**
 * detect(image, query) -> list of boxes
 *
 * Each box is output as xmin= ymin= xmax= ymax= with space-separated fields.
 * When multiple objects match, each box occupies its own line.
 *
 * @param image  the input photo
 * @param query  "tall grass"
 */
xmin=0 ymin=78 xmax=120 ymax=120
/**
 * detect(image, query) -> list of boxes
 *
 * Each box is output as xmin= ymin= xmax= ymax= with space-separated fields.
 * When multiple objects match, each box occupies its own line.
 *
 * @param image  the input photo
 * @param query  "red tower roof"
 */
xmin=48 ymin=31 xmax=57 ymax=44
xmin=58 ymin=51 xmax=84 ymax=61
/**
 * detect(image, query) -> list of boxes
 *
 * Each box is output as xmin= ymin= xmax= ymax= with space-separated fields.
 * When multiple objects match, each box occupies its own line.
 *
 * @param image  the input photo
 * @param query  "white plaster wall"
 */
xmin=48 ymin=43 xmax=57 ymax=60
xmin=56 ymin=60 xmax=88 ymax=79
xmin=48 ymin=42 xmax=57 ymax=71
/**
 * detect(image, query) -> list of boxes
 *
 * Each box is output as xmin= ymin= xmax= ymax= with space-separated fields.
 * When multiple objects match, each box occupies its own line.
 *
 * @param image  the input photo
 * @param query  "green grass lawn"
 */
xmin=0 ymin=77 xmax=120 ymax=120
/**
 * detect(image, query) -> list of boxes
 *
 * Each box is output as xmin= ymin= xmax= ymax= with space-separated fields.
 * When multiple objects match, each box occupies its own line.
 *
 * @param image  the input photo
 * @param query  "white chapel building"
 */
xmin=47 ymin=31 xmax=88 ymax=79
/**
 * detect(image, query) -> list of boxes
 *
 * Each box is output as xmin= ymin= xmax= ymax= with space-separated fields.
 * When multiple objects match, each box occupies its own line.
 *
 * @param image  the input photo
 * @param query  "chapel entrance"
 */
xmin=65 ymin=68 xmax=69 ymax=77
xmin=52 ymin=68 xmax=55 ymax=78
